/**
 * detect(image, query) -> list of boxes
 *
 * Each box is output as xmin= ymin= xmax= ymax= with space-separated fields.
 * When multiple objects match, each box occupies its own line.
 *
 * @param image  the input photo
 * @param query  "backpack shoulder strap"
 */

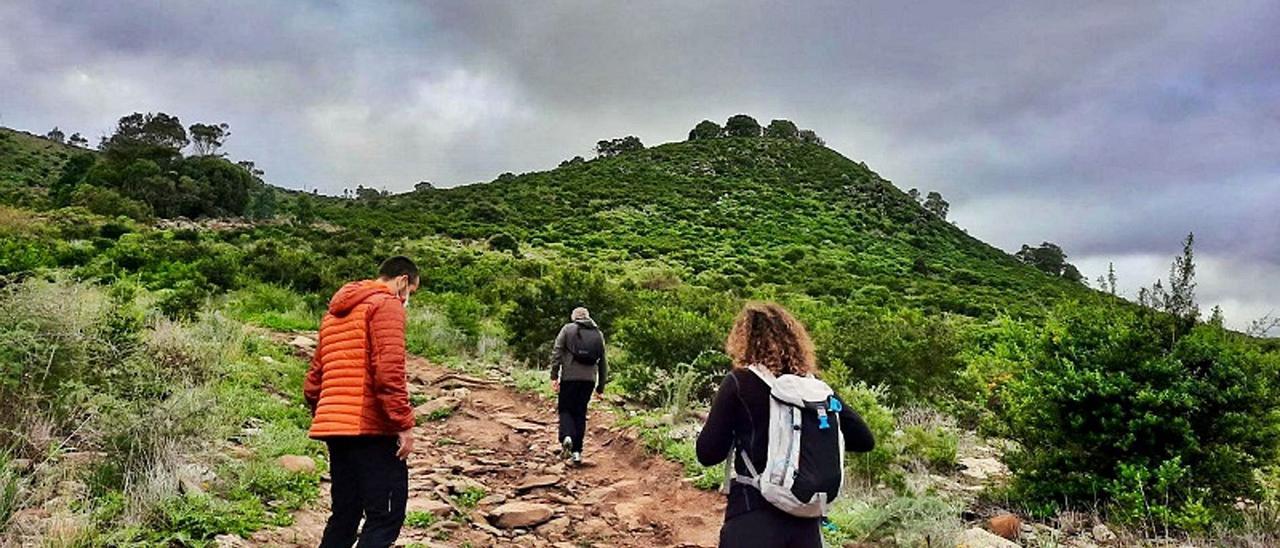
xmin=745 ymin=364 xmax=777 ymax=388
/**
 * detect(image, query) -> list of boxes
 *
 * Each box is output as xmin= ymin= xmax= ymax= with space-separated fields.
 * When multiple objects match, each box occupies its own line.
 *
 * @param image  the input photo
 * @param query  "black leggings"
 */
xmin=320 ymin=436 xmax=408 ymax=548
xmin=557 ymin=380 xmax=594 ymax=452
xmin=719 ymin=505 xmax=822 ymax=548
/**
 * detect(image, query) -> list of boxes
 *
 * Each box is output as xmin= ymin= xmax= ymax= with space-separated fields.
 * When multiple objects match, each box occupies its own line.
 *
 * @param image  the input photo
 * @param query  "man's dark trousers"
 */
xmin=319 ymin=436 xmax=408 ymax=548
xmin=558 ymin=380 xmax=595 ymax=452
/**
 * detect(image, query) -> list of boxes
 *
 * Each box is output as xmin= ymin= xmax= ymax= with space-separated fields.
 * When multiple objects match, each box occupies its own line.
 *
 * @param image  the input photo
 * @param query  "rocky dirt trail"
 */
xmin=250 ymin=333 xmax=724 ymax=547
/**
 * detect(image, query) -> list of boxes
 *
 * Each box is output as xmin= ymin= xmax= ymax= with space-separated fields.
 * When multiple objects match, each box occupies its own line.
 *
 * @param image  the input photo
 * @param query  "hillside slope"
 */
xmin=0 ymin=127 xmax=81 ymax=206
xmin=319 ymin=138 xmax=1093 ymax=319
xmin=0 ymin=124 xmax=1094 ymax=319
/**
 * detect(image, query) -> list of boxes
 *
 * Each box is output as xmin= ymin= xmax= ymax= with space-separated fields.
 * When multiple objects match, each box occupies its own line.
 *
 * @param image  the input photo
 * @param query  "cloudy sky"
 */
xmin=1 ymin=1 xmax=1277 ymax=333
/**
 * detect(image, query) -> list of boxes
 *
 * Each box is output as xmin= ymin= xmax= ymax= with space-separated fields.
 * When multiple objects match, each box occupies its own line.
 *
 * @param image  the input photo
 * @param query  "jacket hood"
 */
xmin=328 ymin=280 xmax=394 ymax=316
xmin=573 ymin=318 xmax=599 ymax=329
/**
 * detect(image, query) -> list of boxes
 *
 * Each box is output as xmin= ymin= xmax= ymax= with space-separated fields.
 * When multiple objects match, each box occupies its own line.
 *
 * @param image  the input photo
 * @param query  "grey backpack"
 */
xmin=723 ymin=365 xmax=846 ymax=518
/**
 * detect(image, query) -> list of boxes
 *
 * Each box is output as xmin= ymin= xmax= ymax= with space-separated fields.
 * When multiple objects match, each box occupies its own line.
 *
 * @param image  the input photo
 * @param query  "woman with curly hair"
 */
xmin=697 ymin=302 xmax=875 ymax=548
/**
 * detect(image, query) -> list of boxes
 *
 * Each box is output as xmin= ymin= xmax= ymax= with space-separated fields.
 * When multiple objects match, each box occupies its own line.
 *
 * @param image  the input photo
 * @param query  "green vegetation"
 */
xmin=0 ymin=278 xmax=321 ymax=544
xmin=2 ymin=113 xmax=1278 ymax=543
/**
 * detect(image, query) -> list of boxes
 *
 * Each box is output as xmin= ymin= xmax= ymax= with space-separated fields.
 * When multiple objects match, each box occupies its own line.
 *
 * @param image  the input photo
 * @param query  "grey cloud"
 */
xmin=2 ymin=0 xmax=1277 ymax=331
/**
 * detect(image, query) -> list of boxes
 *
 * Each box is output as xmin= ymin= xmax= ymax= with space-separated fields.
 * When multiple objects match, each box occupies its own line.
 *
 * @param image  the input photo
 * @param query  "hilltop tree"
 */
xmin=237 ymin=160 xmax=265 ymax=178
xmin=67 ymin=132 xmax=89 ymax=148
xmin=45 ymin=127 xmax=65 ymax=143
xmin=414 ymin=181 xmax=435 ymax=192
xmin=688 ymin=120 xmax=723 ymax=140
xmin=923 ymin=191 xmax=949 ymax=219
xmin=355 ymin=185 xmax=385 ymax=200
xmin=1107 ymin=262 xmax=1118 ymax=295
xmin=764 ymin=119 xmax=800 ymax=139
xmin=595 ymin=136 xmax=644 ymax=158
xmin=724 ymin=114 xmax=762 ymax=137
xmin=189 ymin=122 xmax=230 ymax=156
xmin=907 ymin=188 xmax=921 ymax=202
xmin=797 ymin=129 xmax=825 ymax=146
xmin=559 ymin=156 xmax=585 ymax=167
xmin=103 ymin=112 xmax=188 ymax=153
xmin=1016 ymin=242 xmax=1085 ymax=284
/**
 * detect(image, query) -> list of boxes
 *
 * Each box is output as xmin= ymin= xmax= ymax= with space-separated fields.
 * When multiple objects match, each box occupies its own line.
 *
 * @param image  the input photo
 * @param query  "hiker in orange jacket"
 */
xmin=304 ymin=256 xmax=419 ymax=548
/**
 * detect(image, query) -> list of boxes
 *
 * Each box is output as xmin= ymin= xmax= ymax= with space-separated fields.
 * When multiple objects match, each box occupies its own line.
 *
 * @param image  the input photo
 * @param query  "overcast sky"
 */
xmin=1 ymin=1 xmax=1276 ymax=333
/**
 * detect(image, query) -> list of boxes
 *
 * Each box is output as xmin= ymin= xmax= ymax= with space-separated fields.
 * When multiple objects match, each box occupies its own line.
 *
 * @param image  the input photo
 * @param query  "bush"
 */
xmin=1000 ymin=303 xmax=1280 ymax=528
xmin=820 ymin=307 xmax=966 ymax=404
xmin=502 ymin=266 xmax=631 ymax=365
xmin=226 ymin=283 xmax=320 ymax=331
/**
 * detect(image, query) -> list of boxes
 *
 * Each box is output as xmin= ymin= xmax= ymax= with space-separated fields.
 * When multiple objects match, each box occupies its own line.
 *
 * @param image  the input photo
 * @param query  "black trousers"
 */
xmin=320 ymin=436 xmax=408 ymax=548
xmin=719 ymin=505 xmax=822 ymax=548
xmin=557 ymin=380 xmax=594 ymax=452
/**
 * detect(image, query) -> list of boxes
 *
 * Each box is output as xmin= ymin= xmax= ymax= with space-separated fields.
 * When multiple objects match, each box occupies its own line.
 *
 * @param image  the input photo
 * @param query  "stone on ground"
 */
xmin=515 ymin=473 xmax=562 ymax=491
xmin=407 ymin=499 xmax=453 ymax=518
xmin=276 ymin=455 xmax=316 ymax=473
xmin=415 ymin=396 xmax=461 ymax=417
xmin=988 ymin=512 xmax=1021 ymax=540
xmin=957 ymin=457 xmax=1008 ymax=481
xmin=488 ymin=501 xmax=555 ymax=529
xmin=956 ymin=527 xmax=1020 ymax=548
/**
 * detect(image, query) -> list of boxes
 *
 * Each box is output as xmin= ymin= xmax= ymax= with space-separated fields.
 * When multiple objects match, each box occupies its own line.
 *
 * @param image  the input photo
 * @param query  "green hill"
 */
xmin=0 ymin=127 xmax=80 ymax=206
xmin=316 ymin=137 xmax=1093 ymax=319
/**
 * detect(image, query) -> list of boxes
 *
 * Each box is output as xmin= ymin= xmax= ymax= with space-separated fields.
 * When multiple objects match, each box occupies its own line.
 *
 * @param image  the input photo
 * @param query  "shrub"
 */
xmin=899 ymin=425 xmax=958 ymax=472
xmin=820 ymin=307 xmax=966 ymax=404
xmin=502 ymin=267 xmax=631 ymax=365
xmin=1001 ymin=303 xmax=1280 ymax=527
xmin=405 ymin=305 xmax=468 ymax=360
xmin=226 ymin=283 xmax=320 ymax=331
xmin=824 ymin=360 xmax=898 ymax=483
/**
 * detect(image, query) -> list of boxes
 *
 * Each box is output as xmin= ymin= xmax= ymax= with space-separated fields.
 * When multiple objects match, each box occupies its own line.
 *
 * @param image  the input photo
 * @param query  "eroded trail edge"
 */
xmin=251 ymin=332 xmax=724 ymax=547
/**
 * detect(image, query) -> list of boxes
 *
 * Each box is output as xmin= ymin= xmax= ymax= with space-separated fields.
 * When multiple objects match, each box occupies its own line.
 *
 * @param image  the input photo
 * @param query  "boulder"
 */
xmin=515 ymin=473 xmax=562 ymax=492
xmin=276 ymin=455 xmax=317 ymax=474
xmin=289 ymin=335 xmax=316 ymax=349
xmin=407 ymin=499 xmax=453 ymax=518
xmin=488 ymin=501 xmax=555 ymax=529
xmin=988 ymin=513 xmax=1021 ymax=540
xmin=537 ymin=516 xmax=571 ymax=537
xmin=956 ymin=527 xmax=1020 ymax=548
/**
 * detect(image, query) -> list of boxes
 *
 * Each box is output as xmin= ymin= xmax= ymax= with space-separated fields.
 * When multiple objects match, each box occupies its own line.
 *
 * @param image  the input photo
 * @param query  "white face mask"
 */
xmin=397 ymin=277 xmax=412 ymax=308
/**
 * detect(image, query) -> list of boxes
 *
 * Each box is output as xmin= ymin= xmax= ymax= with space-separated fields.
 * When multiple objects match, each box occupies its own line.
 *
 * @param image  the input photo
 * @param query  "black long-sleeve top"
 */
xmin=696 ymin=368 xmax=875 ymax=519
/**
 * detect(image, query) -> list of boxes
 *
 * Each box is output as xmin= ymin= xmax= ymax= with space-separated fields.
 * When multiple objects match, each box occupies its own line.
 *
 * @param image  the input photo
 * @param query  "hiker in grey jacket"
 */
xmin=549 ymin=307 xmax=608 ymax=464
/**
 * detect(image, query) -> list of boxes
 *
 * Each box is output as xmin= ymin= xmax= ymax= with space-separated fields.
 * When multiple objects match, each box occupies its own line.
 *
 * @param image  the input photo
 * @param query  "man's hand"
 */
xmin=552 ymin=380 xmax=560 ymax=393
xmin=396 ymin=429 xmax=415 ymax=460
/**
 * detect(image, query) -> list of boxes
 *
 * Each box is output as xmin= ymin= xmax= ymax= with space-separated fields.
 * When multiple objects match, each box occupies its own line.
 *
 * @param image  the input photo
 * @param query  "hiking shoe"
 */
xmin=571 ymin=452 xmax=582 ymax=465
xmin=561 ymin=436 xmax=573 ymax=460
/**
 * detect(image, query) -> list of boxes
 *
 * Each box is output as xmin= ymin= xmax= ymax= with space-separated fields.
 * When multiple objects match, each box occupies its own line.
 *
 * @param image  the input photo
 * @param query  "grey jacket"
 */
xmin=550 ymin=319 xmax=608 ymax=391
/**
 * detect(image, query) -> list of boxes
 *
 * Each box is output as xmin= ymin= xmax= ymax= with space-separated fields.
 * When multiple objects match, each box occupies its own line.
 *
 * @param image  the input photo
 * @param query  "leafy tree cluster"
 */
xmin=594 ymin=136 xmax=644 ymax=158
xmin=688 ymin=115 xmax=823 ymax=145
xmin=45 ymin=112 xmax=271 ymax=220
xmin=1015 ymin=242 xmax=1084 ymax=283
xmin=907 ymin=188 xmax=950 ymax=220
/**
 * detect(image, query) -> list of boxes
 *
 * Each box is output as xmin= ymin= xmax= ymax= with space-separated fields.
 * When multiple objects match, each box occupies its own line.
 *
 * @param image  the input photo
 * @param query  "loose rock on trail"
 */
xmin=249 ymin=333 xmax=724 ymax=547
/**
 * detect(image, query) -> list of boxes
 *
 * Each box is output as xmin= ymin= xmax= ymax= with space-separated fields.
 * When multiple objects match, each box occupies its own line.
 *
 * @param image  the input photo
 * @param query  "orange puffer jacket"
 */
xmin=304 ymin=280 xmax=415 ymax=438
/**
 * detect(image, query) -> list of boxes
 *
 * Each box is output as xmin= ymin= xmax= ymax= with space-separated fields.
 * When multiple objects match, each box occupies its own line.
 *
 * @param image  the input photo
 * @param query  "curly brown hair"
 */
xmin=724 ymin=302 xmax=817 ymax=376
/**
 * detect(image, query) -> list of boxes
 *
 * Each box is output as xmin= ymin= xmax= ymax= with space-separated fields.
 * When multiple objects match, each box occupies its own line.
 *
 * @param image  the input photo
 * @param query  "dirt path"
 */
xmin=250 ymin=334 xmax=724 ymax=547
